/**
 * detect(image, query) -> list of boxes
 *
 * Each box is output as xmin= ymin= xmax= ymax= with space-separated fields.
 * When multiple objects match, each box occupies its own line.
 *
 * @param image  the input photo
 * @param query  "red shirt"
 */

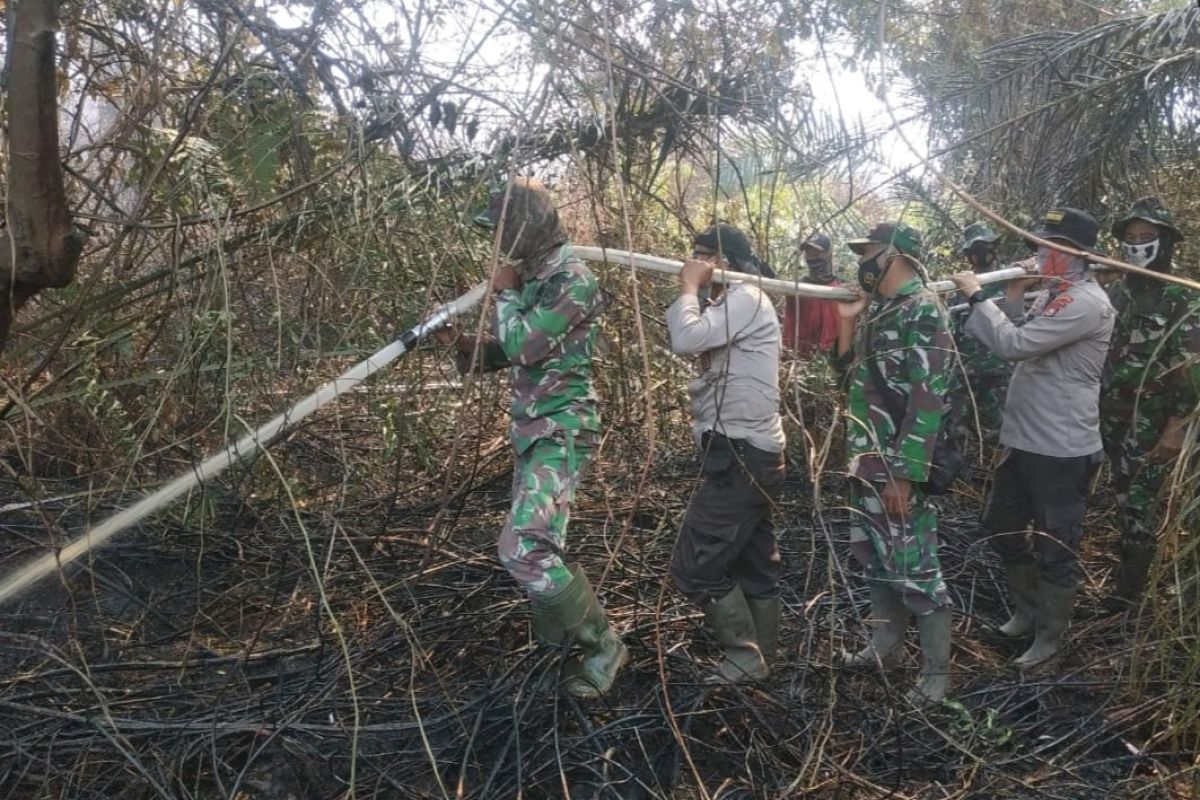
xmin=782 ymin=278 xmax=842 ymax=357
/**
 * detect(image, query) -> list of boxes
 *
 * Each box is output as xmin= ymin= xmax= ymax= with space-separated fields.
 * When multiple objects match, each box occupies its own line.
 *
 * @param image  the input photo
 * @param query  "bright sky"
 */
xmin=268 ymin=2 xmax=929 ymax=187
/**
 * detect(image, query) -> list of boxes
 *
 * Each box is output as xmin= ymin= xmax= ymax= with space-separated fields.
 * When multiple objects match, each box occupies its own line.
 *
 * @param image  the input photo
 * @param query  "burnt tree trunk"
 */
xmin=1 ymin=0 xmax=87 ymax=352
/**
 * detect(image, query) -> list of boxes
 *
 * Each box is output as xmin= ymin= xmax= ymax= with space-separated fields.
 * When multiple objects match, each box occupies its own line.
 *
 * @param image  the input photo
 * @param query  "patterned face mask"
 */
xmin=1037 ymin=247 xmax=1085 ymax=280
xmin=1122 ymin=239 xmax=1160 ymax=268
xmin=856 ymin=250 xmax=889 ymax=293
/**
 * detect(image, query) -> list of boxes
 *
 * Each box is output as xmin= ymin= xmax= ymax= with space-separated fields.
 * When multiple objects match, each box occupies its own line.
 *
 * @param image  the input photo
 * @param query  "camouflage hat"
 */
xmin=1030 ymin=207 xmax=1100 ymax=252
xmin=960 ymin=221 xmax=999 ymax=254
xmin=847 ymin=222 xmax=923 ymax=259
xmin=1111 ymin=196 xmax=1184 ymax=241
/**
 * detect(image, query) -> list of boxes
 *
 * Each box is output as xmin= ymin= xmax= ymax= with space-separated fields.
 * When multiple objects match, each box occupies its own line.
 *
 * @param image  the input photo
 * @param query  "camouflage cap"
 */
xmin=960 ymin=221 xmax=1000 ymax=254
xmin=847 ymin=221 xmax=923 ymax=259
xmin=1111 ymin=196 xmax=1184 ymax=241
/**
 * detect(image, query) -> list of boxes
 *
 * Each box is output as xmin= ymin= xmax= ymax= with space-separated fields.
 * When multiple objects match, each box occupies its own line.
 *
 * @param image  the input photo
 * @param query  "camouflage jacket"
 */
xmin=951 ymin=282 xmax=1011 ymax=384
xmin=835 ymin=277 xmax=953 ymax=483
xmin=462 ymin=244 xmax=606 ymax=453
xmin=1102 ymin=276 xmax=1200 ymax=445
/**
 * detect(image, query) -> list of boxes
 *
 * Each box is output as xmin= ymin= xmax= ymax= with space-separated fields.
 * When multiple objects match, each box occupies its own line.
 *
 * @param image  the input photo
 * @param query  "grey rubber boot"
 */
xmin=842 ymin=582 xmax=910 ymax=669
xmin=999 ymin=561 xmax=1038 ymax=638
xmin=746 ymin=595 xmax=782 ymax=665
xmin=1014 ymin=582 xmax=1076 ymax=668
xmin=904 ymin=608 xmax=952 ymax=705
xmin=703 ymin=585 xmax=768 ymax=684
xmin=1111 ymin=544 xmax=1155 ymax=605
xmin=530 ymin=565 xmax=629 ymax=699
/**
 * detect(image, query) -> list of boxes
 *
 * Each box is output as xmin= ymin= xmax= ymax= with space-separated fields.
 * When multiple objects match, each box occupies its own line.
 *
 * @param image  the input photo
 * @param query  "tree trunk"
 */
xmin=1 ymin=0 xmax=87 ymax=352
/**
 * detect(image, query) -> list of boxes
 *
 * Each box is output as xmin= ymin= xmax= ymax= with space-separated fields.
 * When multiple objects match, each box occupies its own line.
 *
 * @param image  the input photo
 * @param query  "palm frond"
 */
xmin=932 ymin=4 xmax=1200 ymax=215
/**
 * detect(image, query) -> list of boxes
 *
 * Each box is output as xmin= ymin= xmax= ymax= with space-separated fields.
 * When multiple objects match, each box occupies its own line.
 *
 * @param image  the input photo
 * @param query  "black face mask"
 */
xmin=968 ymin=249 xmax=997 ymax=273
xmin=857 ymin=251 xmax=889 ymax=294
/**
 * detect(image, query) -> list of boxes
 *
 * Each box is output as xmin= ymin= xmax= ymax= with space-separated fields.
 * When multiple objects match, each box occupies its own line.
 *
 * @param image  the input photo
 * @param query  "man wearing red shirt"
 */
xmin=782 ymin=233 xmax=842 ymax=358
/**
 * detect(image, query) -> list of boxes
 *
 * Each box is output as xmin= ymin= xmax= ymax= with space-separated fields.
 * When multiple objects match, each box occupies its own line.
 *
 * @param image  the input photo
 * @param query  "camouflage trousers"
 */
xmin=952 ymin=374 xmax=1008 ymax=452
xmin=848 ymin=478 xmax=950 ymax=616
xmin=1110 ymin=449 xmax=1171 ymax=554
xmin=498 ymin=431 xmax=596 ymax=596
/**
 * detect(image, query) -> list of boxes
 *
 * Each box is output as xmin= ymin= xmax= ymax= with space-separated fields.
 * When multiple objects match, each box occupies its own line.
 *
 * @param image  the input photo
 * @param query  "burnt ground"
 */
xmin=0 ymin=441 xmax=1195 ymax=800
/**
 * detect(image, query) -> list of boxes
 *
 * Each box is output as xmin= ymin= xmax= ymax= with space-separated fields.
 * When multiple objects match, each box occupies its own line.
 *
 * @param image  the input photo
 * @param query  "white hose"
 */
xmin=0 ymin=281 xmax=489 ymax=606
xmin=573 ymin=246 xmax=1030 ymax=300
xmin=0 ymin=246 xmax=1032 ymax=605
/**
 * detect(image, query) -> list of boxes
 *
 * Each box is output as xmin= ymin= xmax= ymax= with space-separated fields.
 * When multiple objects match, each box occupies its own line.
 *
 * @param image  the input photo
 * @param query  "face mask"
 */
xmin=969 ymin=250 xmax=996 ymax=273
xmin=1122 ymin=239 xmax=1160 ymax=268
xmin=806 ymin=257 xmax=833 ymax=282
xmin=857 ymin=251 xmax=889 ymax=293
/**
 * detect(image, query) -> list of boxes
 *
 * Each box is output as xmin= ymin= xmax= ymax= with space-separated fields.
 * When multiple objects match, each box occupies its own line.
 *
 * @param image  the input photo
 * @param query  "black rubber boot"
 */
xmin=703 ymin=585 xmax=768 ymax=684
xmin=1110 ymin=543 xmax=1155 ymax=606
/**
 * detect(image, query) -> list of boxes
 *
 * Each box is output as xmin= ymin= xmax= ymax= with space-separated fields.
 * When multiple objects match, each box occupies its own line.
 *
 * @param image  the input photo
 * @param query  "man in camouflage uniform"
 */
xmin=952 ymin=207 xmax=1114 ymax=668
xmin=668 ymin=223 xmax=787 ymax=684
xmin=1102 ymin=197 xmax=1200 ymax=605
xmin=438 ymin=178 xmax=627 ymax=698
xmin=950 ymin=222 xmax=1014 ymax=450
xmin=834 ymin=222 xmax=954 ymax=705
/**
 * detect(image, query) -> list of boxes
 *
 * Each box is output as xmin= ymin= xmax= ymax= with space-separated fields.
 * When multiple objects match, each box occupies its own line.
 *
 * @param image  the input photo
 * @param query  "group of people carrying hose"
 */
xmin=435 ymin=177 xmax=1199 ymax=705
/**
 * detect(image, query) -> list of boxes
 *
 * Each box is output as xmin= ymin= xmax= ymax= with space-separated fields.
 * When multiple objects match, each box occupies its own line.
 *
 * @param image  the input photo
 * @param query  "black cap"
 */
xmin=694 ymin=224 xmax=753 ymax=262
xmin=693 ymin=223 xmax=776 ymax=279
xmin=1030 ymin=207 xmax=1100 ymax=252
xmin=801 ymin=233 xmax=832 ymax=253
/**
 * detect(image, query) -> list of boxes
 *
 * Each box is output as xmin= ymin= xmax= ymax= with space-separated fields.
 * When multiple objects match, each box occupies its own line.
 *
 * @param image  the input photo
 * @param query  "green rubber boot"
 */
xmin=746 ymin=594 xmax=782 ymax=665
xmin=530 ymin=565 xmax=628 ymax=699
xmin=842 ymin=582 xmax=910 ymax=669
xmin=905 ymin=608 xmax=952 ymax=705
xmin=999 ymin=561 xmax=1038 ymax=638
xmin=1014 ymin=582 xmax=1076 ymax=668
xmin=703 ymin=585 xmax=768 ymax=684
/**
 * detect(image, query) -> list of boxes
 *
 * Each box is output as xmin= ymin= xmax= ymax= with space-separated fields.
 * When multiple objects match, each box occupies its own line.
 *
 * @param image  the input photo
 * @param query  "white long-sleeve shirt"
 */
xmin=666 ymin=282 xmax=785 ymax=454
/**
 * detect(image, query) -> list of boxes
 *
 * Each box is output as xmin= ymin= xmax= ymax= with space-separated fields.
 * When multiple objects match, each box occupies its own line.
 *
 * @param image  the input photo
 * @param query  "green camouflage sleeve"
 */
xmin=887 ymin=301 xmax=951 ymax=482
xmin=495 ymin=267 xmax=600 ymax=367
xmin=1168 ymin=293 xmax=1200 ymax=418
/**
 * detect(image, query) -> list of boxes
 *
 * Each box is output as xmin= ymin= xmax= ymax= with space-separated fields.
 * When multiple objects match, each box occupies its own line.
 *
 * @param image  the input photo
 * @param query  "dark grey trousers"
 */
xmin=671 ymin=437 xmax=785 ymax=605
xmin=981 ymin=447 xmax=1102 ymax=588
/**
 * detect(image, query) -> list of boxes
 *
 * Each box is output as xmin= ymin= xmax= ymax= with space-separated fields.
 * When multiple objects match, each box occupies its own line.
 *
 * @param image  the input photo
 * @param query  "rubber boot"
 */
xmin=1110 ymin=544 xmax=1155 ymax=607
xmin=904 ymin=608 xmax=952 ymax=705
xmin=999 ymin=561 xmax=1038 ymax=638
xmin=842 ymin=582 xmax=910 ymax=669
xmin=746 ymin=594 xmax=781 ymax=665
xmin=1014 ymin=582 xmax=1076 ymax=668
xmin=703 ymin=585 xmax=768 ymax=684
xmin=530 ymin=565 xmax=629 ymax=699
